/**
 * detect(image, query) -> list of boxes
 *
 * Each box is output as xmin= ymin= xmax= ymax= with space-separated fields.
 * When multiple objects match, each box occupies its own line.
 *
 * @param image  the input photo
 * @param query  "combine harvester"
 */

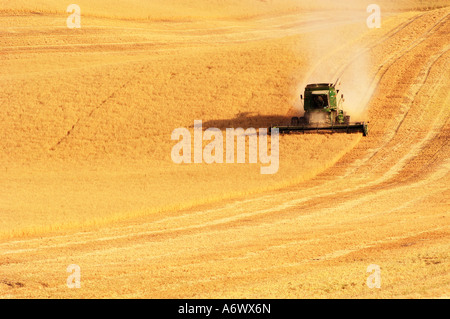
xmin=272 ymin=82 xmax=368 ymax=136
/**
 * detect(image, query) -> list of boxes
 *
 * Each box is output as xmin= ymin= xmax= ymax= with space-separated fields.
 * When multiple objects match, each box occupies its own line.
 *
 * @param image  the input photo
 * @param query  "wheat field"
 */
xmin=0 ymin=0 xmax=449 ymax=298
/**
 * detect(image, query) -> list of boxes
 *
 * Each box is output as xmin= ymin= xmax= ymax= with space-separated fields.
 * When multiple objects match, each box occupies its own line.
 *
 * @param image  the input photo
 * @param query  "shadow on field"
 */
xmin=190 ymin=112 xmax=291 ymax=130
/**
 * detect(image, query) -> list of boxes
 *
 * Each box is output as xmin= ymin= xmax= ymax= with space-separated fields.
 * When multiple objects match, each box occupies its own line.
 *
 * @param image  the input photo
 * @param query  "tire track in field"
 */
xmin=2 ymin=146 xmax=448 ymax=258
xmin=340 ymin=12 xmax=449 ymax=177
xmin=328 ymin=12 xmax=426 ymax=82
xmin=7 ymin=10 xmax=445 ymax=227
xmin=1 ymin=11 xmax=449 ymax=298
xmin=2 ymin=11 xmax=448 ymax=253
xmin=150 ymin=226 xmax=448 ymax=295
xmin=1 ymin=160 xmax=447 ymax=276
xmin=49 ymin=64 xmax=148 ymax=150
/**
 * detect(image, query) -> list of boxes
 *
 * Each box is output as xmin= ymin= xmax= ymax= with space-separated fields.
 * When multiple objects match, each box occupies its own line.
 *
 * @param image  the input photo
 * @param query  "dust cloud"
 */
xmin=292 ymin=10 xmax=373 ymax=122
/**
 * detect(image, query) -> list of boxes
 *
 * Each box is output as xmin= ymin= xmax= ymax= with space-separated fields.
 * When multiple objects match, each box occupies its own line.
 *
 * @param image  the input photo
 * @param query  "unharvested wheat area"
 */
xmin=0 ymin=0 xmax=449 ymax=298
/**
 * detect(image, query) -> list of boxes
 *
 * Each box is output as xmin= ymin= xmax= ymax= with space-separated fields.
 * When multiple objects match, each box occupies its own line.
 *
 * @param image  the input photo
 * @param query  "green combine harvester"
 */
xmin=272 ymin=83 xmax=368 ymax=136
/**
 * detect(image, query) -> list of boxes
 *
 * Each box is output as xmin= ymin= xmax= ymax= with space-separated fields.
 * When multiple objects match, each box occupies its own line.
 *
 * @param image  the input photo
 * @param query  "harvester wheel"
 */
xmin=291 ymin=117 xmax=299 ymax=126
xmin=299 ymin=117 xmax=307 ymax=125
xmin=344 ymin=116 xmax=350 ymax=125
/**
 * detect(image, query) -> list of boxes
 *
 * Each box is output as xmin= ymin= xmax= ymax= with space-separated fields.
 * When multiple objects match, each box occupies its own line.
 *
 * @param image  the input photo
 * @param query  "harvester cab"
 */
xmin=293 ymin=83 xmax=348 ymax=126
xmin=272 ymin=83 xmax=368 ymax=136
